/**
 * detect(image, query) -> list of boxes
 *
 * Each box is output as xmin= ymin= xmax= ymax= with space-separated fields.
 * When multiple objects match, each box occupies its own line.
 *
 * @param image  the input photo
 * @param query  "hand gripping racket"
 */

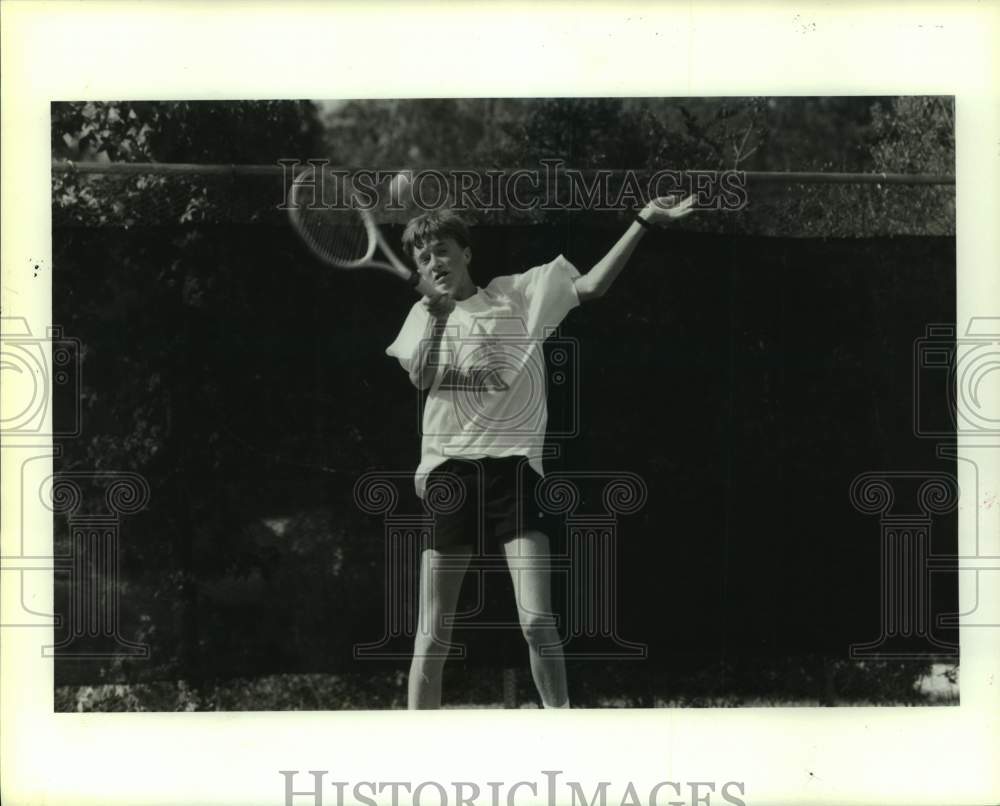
xmin=287 ymin=166 xmax=436 ymax=297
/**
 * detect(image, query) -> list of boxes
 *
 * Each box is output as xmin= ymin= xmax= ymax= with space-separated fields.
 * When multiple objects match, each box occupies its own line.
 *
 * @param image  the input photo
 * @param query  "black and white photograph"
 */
xmin=2 ymin=3 xmax=999 ymax=806
xmin=47 ymin=96 xmax=961 ymax=712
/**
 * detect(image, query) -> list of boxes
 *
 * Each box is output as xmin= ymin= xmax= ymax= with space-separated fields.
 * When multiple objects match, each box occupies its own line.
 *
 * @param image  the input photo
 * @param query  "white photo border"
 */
xmin=2 ymin=2 xmax=998 ymax=805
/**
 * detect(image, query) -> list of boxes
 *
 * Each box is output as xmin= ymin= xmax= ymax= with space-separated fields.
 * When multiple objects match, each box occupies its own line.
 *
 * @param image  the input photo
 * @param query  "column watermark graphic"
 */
xmin=352 ymin=468 xmax=648 ymax=661
xmin=1 ymin=317 xmax=151 ymax=659
xmin=535 ymin=472 xmax=648 ymax=659
xmin=848 ymin=316 xmax=1000 ymax=658
xmin=352 ymin=472 xmax=441 ymax=660
xmin=848 ymin=471 xmax=959 ymax=659
xmin=917 ymin=318 xmax=1000 ymax=630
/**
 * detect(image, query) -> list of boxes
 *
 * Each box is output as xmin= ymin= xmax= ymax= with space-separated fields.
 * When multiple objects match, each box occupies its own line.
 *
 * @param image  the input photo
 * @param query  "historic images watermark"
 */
xmin=278 ymin=160 xmax=749 ymax=214
xmin=279 ymin=770 xmax=748 ymax=806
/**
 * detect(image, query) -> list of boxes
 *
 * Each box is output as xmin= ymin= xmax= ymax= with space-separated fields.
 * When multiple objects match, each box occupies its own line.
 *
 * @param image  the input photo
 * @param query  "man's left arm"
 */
xmin=573 ymin=195 xmax=695 ymax=304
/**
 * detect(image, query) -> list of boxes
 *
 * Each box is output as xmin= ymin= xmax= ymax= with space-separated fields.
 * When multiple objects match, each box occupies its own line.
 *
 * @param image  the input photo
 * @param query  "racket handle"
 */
xmin=410 ymin=272 xmax=437 ymax=298
xmin=380 ymin=235 xmax=437 ymax=298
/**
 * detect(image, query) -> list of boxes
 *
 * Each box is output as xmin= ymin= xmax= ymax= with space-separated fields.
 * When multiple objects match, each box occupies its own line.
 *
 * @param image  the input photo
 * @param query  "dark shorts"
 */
xmin=424 ymin=456 xmax=544 ymax=552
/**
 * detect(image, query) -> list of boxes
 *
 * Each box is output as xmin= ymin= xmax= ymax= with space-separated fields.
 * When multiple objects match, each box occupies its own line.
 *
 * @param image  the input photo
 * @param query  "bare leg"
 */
xmin=408 ymin=546 xmax=470 ymax=709
xmin=503 ymin=531 xmax=569 ymax=708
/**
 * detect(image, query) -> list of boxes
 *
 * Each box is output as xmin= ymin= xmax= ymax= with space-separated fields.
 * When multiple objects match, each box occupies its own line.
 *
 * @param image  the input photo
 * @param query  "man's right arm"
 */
xmin=408 ymin=294 xmax=455 ymax=390
xmin=409 ymin=315 xmax=446 ymax=390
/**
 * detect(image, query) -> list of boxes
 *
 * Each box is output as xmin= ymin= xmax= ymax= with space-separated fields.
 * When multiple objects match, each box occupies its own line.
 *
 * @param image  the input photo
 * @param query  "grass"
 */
xmin=54 ymin=662 xmax=959 ymax=712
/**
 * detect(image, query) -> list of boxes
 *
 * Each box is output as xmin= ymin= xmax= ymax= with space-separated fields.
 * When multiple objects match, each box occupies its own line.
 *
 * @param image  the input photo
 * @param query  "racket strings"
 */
xmin=289 ymin=169 xmax=374 ymax=267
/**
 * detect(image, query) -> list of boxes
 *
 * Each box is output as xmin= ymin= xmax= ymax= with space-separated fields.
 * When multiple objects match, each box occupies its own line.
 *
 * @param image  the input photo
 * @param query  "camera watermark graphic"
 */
xmin=278 ymin=159 xmax=749 ymax=215
xmin=2 ymin=318 xmax=150 ymax=658
xmin=279 ymin=770 xmax=748 ymax=806
xmin=418 ymin=324 xmax=580 ymax=441
xmin=914 ymin=318 xmax=1000 ymax=629
xmin=351 ymin=468 xmax=648 ymax=661
xmin=1 ymin=316 xmax=82 ymax=438
xmin=849 ymin=316 xmax=1000 ymax=658
xmin=913 ymin=317 xmax=1000 ymax=438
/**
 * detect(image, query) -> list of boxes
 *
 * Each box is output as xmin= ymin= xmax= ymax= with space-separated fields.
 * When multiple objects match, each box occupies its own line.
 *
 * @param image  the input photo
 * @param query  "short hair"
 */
xmin=401 ymin=208 xmax=471 ymax=257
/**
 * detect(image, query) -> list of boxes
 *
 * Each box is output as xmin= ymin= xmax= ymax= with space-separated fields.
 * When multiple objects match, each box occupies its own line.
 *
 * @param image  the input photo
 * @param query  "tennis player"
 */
xmin=387 ymin=195 xmax=694 ymax=709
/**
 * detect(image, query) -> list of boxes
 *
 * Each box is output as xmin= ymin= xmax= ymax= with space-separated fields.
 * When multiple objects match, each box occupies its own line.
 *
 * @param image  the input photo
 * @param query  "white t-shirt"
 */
xmin=386 ymin=254 xmax=581 ymax=497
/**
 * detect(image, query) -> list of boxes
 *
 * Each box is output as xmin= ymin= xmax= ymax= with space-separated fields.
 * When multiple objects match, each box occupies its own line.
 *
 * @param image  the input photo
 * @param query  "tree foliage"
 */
xmin=53 ymin=101 xmax=321 ymax=227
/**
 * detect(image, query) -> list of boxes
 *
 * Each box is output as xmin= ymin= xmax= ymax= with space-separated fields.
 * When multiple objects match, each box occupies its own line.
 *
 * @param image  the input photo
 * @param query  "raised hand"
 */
xmin=640 ymin=194 xmax=697 ymax=227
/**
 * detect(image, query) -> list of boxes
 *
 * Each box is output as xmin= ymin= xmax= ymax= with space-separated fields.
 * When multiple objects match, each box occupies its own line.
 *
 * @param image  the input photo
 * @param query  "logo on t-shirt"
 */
xmin=438 ymin=338 xmax=511 ymax=393
xmin=439 ymin=366 xmax=510 ymax=392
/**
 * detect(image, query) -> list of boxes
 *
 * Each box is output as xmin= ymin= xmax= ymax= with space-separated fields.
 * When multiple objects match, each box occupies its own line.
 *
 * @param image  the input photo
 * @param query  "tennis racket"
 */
xmin=287 ymin=166 xmax=436 ymax=297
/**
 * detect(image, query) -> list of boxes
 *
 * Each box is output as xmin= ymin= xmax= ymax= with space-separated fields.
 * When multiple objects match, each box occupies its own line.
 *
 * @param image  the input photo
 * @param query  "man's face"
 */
xmin=413 ymin=236 xmax=472 ymax=297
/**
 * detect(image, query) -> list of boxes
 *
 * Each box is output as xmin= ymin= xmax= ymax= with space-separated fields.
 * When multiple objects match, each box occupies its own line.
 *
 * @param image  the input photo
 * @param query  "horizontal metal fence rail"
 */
xmin=52 ymin=161 xmax=955 ymax=186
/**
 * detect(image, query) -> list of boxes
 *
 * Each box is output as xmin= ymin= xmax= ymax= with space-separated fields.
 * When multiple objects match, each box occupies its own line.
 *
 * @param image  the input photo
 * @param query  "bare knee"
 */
xmin=520 ymin=613 xmax=559 ymax=649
